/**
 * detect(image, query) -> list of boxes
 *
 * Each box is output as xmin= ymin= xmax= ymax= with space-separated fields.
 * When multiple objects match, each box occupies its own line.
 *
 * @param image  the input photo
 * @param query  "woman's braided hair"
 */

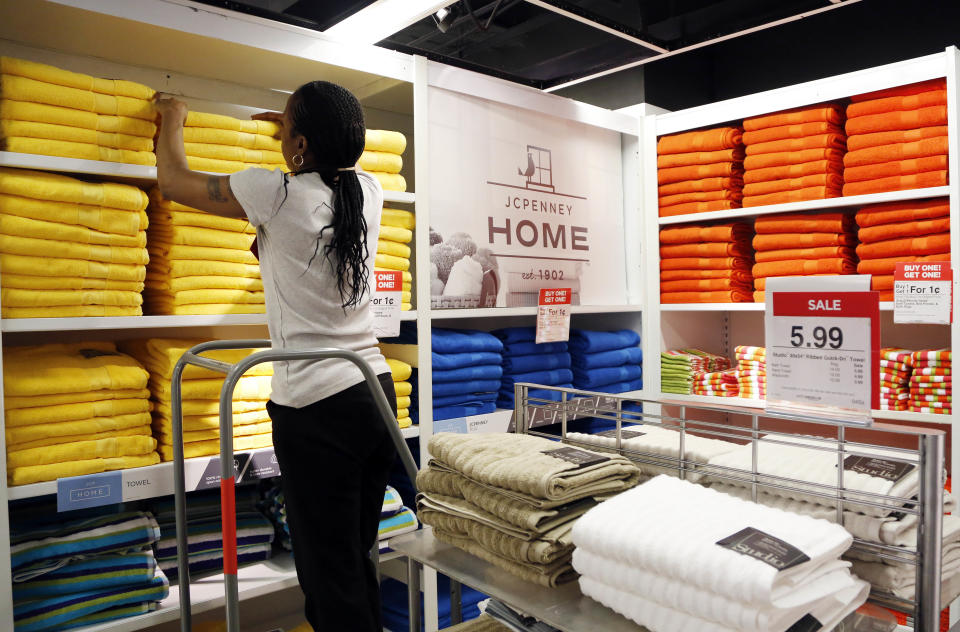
xmin=288 ymin=80 xmax=369 ymax=309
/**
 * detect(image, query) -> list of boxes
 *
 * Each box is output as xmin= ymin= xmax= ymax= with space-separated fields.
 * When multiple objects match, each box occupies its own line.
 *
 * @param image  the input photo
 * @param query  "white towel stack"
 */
xmin=572 ymin=475 xmax=869 ymax=632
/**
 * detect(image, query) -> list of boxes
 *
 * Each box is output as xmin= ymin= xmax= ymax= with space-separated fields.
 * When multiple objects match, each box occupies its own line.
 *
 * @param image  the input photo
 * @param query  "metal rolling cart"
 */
xmin=168 ymin=340 xmax=420 ymax=632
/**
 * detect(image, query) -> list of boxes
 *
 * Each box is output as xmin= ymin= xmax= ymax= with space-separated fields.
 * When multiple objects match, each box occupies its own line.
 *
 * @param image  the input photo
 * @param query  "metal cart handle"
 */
xmin=170 ymin=340 xmax=420 ymax=632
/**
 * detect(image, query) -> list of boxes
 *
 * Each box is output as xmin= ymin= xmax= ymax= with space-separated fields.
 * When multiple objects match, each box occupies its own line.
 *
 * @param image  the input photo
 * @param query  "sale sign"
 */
xmin=372 ymin=270 xmax=402 ymax=338
xmin=894 ymin=262 xmax=952 ymax=324
xmin=536 ymin=288 xmax=572 ymax=343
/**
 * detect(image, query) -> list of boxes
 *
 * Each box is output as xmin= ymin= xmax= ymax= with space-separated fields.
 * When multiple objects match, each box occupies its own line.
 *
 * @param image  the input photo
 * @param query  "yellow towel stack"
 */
xmin=119 ymin=339 xmax=273 ymax=461
xmin=377 ymin=207 xmax=415 ymax=311
xmin=0 ymin=167 xmax=149 ymax=318
xmin=143 ymin=187 xmax=263 ymax=315
xmin=364 ymin=129 xmax=407 ymax=192
xmin=3 ymin=342 xmax=158 ymax=486
xmin=183 ymin=111 xmax=286 ymax=174
xmin=0 ymin=57 xmax=156 ymax=166
xmin=383 ymin=357 xmax=413 ymax=429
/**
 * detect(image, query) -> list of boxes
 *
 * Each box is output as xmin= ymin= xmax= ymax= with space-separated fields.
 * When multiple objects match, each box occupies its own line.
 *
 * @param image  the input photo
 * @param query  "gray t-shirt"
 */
xmin=229 ymin=167 xmax=391 ymax=408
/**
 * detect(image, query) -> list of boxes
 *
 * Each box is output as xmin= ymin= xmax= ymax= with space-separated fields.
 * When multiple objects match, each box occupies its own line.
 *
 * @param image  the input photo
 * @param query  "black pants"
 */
xmin=268 ymin=373 xmax=397 ymax=632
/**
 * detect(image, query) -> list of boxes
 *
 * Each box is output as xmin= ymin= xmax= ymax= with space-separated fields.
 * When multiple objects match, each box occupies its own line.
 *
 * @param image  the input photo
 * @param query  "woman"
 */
xmin=154 ymin=83 xmax=397 ymax=632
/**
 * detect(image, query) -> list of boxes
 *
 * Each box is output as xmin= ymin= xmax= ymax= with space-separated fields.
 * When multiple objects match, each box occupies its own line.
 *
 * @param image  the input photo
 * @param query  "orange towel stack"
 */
xmin=659 ymin=223 xmax=754 ymax=303
xmin=734 ymin=345 xmax=766 ymax=400
xmin=657 ymin=126 xmax=744 ymax=218
xmin=741 ymin=103 xmax=846 ymax=207
xmin=751 ymin=212 xmax=858 ymax=302
xmin=854 ymin=197 xmax=950 ymax=300
xmin=880 ymin=348 xmax=913 ymax=412
xmin=692 ymin=369 xmax=739 ymax=397
xmin=908 ymin=349 xmax=951 ymax=415
xmin=844 ymin=79 xmax=948 ymax=196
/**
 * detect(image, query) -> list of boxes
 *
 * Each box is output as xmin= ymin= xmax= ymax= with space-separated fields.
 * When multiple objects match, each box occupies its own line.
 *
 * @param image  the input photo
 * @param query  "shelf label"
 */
xmin=195 ymin=453 xmax=250 ymax=490
xmin=372 ymin=270 xmax=402 ymax=338
xmin=765 ymin=290 xmax=879 ymax=425
xmin=57 ymin=471 xmax=122 ymax=512
xmin=536 ymin=288 xmax=572 ymax=343
xmin=894 ymin=262 xmax=952 ymax=324
xmin=434 ymin=417 xmax=468 ymax=434
xmin=121 ymin=468 xmax=169 ymax=502
xmin=242 ymin=450 xmax=282 ymax=482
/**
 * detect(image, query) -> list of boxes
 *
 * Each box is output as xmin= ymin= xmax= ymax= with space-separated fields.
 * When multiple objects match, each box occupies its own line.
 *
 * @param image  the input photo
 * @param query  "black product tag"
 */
xmin=79 ymin=348 xmax=122 ymax=359
xmin=716 ymin=527 xmax=811 ymax=571
xmin=786 ymin=613 xmax=822 ymax=632
xmin=596 ymin=429 xmax=645 ymax=440
xmin=541 ymin=447 xmax=610 ymax=468
xmin=843 ymin=455 xmax=915 ymax=483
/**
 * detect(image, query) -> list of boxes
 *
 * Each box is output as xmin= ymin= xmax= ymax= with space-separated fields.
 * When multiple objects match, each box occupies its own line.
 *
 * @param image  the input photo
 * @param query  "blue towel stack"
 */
xmin=570 ymin=329 xmax=643 ymax=394
xmin=411 ymin=328 xmax=504 ymax=422
xmin=492 ymin=326 xmax=573 ymax=409
xmin=378 ymin=485 xmax=419 ymax=553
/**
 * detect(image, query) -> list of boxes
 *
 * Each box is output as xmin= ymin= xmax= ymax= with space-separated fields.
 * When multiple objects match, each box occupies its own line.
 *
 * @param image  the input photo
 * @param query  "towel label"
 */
xmin=541 ymin=447 xmax=610 ymax=467
xmin=894 ymin=262 xmax=952 ymax=325
xmin=786 ymin=614 xmax=822 ymax=632
xmin=716 ymin=527 xmax=810 ymax=570
xmin=78 ymin=348 xmax=122 ymax=359
xmin=596 ymin=429 xmax=645 ymax=440
xmin=843 ymin=455 xmax=915 ymax=483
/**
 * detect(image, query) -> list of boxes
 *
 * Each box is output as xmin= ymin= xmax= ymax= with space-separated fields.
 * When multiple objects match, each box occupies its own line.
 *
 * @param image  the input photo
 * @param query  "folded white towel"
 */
xmin=850 ymin=544 xmax=960 ymax=603
xmin=571 ymin=476 xmax=853 ymax=605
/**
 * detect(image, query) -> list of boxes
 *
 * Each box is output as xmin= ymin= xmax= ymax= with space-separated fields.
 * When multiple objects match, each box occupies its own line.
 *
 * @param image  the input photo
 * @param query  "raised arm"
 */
xmin=153 ymin=94 xmax=245 ymax=218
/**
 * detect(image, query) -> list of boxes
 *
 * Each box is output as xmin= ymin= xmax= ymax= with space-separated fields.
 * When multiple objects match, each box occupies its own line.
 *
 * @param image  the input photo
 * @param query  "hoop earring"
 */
xmin=292 ymin=153 xmax=304 ymax=168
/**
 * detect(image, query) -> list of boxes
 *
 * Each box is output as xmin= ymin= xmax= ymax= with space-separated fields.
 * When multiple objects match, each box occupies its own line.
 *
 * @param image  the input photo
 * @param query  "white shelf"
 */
xmin=870 ymin=409 xmax=952 ymax=423
xmin=660 ymin=303 xmax=900 ymax=312
xmin=401 ymin=425 xmax=420 ymax=439
xmin=429 ymin=304 xmax=642 ymax=319
xmin=657 ymin=187 xmax=950 ymax=225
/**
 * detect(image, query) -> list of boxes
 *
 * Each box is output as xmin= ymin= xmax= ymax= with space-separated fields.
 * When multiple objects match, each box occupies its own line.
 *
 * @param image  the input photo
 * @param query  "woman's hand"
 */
xmin=252 ymin=111 xmax=283 ymax=139
xmin=153 ymin=93 xmax=188 ymax=126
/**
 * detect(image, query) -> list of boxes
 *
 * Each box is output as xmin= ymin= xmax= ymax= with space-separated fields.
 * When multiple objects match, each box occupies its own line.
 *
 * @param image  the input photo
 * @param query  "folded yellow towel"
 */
xmin=2 ymin=288 xmax=142 ymax=308
xmin=153 ymin=410 xmax=271 ymax=432
xmin=0 ymin=233 xmax=148 ymax=264
xmin=148 ymin=243 xmax=257 ymax=265
xmin=381 ymin=208 xmax=415 ymax=230
xmin=4 ymin=397 xmax=151 ymax=426
xmin=386 ymin=358 xmax=412 ymax=381
xmin=0 ymin=253 xmax=145 ymax=281
xmin=0 ymin=120 xmax=154 ymax=151
xmin=1 ymin=305 xmax=142 ymax=318
xmin=359 ymin=150 xmax=402 ymax=174
xmin=155 ymin=420 xmax=273 ymax=444
xmin=0 ymin=75 xmax=154 ymax=120
xmin=0 ymin=57 xmax=154 ymax=100
xmin=5 ymin=388 xmax=150 ymax=410
xmin=119 ymin=338 xmax=273 ymax=380
xmin=3 ymin=344 xmax=148 ymax=396
xmin=365 ymin=130 xmax=407 ymax=155
xmin=155 ymin=259 xmax=261 ymax=279
xmin=148 ymin=196 xmax=255 ymax=233
xmin=144 ymin=303 xmax=265 ymax=315
xmin=379 ymin=225 xmax=412 ymax=244
xmin=0 ymin=193 xmax=145 ymax=236
xmin=7 ymin=435 xmax=156 ymax=470
xmin=396 ymin=395 xmax=412 ymax=409
xmin=5 ymin=412 xmax=152 ymax=445
xmin=402 ymin=302 xmax=412 ymax=311
xmin=0 ymin=99 xmax=156 ymax=137
xmin=149 ymin=224 xmax=255 ymax=251
xmin=378 ymin=343 xmax=418 ymax=368
xmin=185 ymin=111 xmax=279 ymax=136
xmin=182 ymin=126 xmax=280 ymax=151
xmin=0 ymin=167 xmax=148 ymax=211
xmin=144 ymin=289 xmax=264 ymax=306
xmin=154 ymin=399 xmax=266 ymax=418
xmin=376 ymin=267 xmax=413 ymax=283
xmin=397 ymin=416 xmax=412 ymax=429
xmin=158 ymin=433 xmax=272 ymax=461
xmin=150 ymin=374 xmax=272 ymax=400
xmin=2 ymin=137 xmax=156 ymax=166
xmin=145 ymin=275 xmax=263 ymax=293
xmin=0 ymin=213 xmax=145 ymax=247
xmin=394 ymin=381 xmax=412 ymax=398
xmin=402 ymin=282 xmax=412 ymax=292
xmin=9 ymin=425 xmax=151 ymax=452
xmin=1 ymin=274 xmax=143 ymax=292
xmin=375 ymin=253 xmax=410 ymax=271
xmin=184 ymin=142 xmax=284 ymax=165
xmin=377 ymin=239 xmax=411 ymax=259
xmin=370 ymin=171 xmax=407 ymax=192
xmin=397 ymin=407 xmax=410 ymax=420
xmin=9 ymin=452 xmax=160 ymax=486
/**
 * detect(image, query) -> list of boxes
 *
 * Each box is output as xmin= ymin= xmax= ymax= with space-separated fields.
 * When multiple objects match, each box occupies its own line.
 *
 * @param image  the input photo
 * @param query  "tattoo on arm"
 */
xmin=207 ymin=176 xmax=228 ymax=202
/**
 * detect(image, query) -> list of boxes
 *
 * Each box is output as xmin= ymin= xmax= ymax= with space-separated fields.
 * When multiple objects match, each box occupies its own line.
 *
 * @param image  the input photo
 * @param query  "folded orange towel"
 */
xmin=845 ymin=106 xmax=948 ymax=135
xmin=859 ymin=217 xmax=950 ymax=243
xmin=848 ymin=90 xmax=947 ymax=119
xmin=745 ymin=133 xmax=847 ymax=156
xmin=753 ymin=257 xmax=857 ymax=279
xmin=657 ymin=127 xmax=743 ymax=154
xmin=857 ymin=253 xmax=950 ymax=275
xmin=856 ymin=233 xmax=950 ymax=259
xmin=658 ymin=176 xmax=743 ymax=197
xmin=877 ymin=291 xmax=894 ymax=302
xmin=661 ymin=278 xmax=753 ymax=292
xmin=660 ymin=257 xmax=753 ymax=271
xmin=855 ymin=198 xmax=949 ymax=227
xmin=660 ymin=241 xmax=753 ymax=259
xmin=872 ymin=275 xmax=895 ymax=291
xmin=742 ymin=173 xmax=844 ymax=197
xmin=657 ymin=148 xmax=745 ymax=169
xmin=842 ymin=170 xmax=947 ymax=196
xmin=851 ymin=79 xmax=946 ymax=103
xmin=660 ymin=269 xmax=754 ymax=282
xmin=754 ymin=212 xmax=854 ymax=234
xmin=744 ymin=152 xmax=844 ymax=173
xmin=659 ymin=199 xmax=740 ymax=218
xmin=844 ymin=155 xmax=948 ymax=182
xmin=754 ymin=232 xmax=856 ymax=250
xmin=846 ymin=125 xmax=948 ymax=151
xmin=659 ymin=188 xmax=743 ymax=207
xmin=743 ymin=104 xmax=844 ymax=131
xmin=742 ymin=186 xmax=842 ymax=208
xmin=658 ymin=162 xmax=744 ymax=185
xmin=742 ymin=122 xmax=844 ymax=146
xmin=659 ymin=223 xmax=753 ymax=245
xmin=843 ymin=136 xmax=948 ymax=167
xmin=754 ymin=246 xmax=856 ymax=263
xmin=661 ymin=289 xmax=753 ymax=304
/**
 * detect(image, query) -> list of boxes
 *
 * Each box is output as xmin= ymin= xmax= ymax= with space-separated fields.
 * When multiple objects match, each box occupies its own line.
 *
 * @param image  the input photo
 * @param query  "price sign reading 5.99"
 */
xmin=788 ymin=325 xmax=844 ymax=349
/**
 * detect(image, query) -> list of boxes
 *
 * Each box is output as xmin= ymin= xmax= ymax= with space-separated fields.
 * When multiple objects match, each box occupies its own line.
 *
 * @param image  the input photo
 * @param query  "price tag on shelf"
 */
xmin=765 ymin=289 xmax=879 ymax=425
xmin=536 ymin=288 xmax=572 ymax=344
xmin=894 ymin=262 xmax=952 ymax=324
xmin=57 ymin=471 xmax=122 ymax=512
xmin=372 ymin=270 xmax=402 ymax=338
